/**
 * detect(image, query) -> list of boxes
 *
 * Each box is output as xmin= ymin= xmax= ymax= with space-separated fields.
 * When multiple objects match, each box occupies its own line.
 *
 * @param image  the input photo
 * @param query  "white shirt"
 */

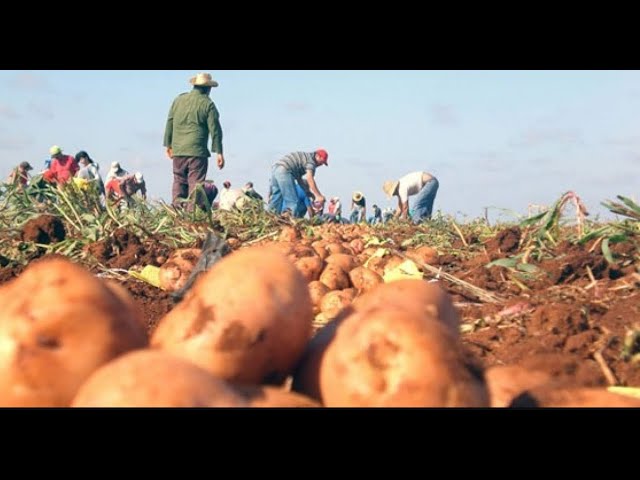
xmin=397 ymin=171 xmax=427 ymax=204
xmin=219 ymin=188 xmax=246 ymax=211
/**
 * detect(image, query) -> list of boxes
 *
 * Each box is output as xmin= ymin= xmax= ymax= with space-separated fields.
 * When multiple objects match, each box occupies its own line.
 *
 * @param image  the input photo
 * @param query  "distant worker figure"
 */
xmin=370 ymin=204 xmax=383 ymax=224
xmin=350 ymin=191 xmax=367 ymax=223
xmin=268 ymin=149 xmax=328 ymax=215
xmin=75 ymin=151 xmax=104 ymax=195
xmin=106 ymin=172 xmax=146 ymax=207
xmin=243 ymin=181 xmax=263 ymax=201
xmin=383 ymin=171 xmax=439 ymax=223
xmin=198 ymin=180 xmax=218 ymax=209
xmin=7 ymin=161 xmax=33 ymax=189
xmin=164 ymin=72 xmax=225 ymax=209
xmin=42 ymin=145 xmax=79 ymax=185
xmin=105 ymin=161 xmax=129 ymax=183
xmin=218 ymin=180 xmax=246 ymax=211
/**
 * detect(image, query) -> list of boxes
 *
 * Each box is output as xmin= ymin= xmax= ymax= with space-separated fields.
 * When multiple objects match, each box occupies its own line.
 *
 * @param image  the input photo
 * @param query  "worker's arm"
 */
xmin=305 ymin=170 xmax=324 ymax=205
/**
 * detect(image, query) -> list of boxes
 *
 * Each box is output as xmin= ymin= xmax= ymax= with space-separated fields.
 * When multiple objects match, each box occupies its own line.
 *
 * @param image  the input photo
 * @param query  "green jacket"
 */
xmin=163 ymin=89 xmax=223 ymax=157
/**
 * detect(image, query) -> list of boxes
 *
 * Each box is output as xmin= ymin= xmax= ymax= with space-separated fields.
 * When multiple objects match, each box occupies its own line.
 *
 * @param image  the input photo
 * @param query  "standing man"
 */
xmin=268 ymin=149 xmax=328 ymax=215
xmin=164 ymin=72 xmax=224 ymax=209
xmin=383 ymin=171 xmax=439 ymax=223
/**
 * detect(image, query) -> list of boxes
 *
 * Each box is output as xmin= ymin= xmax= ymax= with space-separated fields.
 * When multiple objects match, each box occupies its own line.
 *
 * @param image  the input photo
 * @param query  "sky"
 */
xmin=1 ymin=69 xmax=639 ymax=222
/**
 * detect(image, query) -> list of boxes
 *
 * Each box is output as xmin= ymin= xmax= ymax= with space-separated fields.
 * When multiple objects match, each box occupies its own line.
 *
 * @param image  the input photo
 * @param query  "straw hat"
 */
xmin=352 ymin=191 xmax=363 ymax=202
xmin=383 ymin=180 xmax=399 ymax=198
xmin=189 ymin=72 xmax=219 ymax=88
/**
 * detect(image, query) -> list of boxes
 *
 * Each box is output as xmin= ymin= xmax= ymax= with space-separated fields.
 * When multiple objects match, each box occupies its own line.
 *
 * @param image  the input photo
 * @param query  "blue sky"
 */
xmin=1 ymin=70 xmax=639 ymax=221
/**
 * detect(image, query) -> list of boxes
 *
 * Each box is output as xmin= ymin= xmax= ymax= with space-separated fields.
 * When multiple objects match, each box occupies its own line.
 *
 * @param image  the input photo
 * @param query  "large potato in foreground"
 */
xmin=319 ymin=308 xmax=488 ymax=407
xmin=0 ymin=257 xmax=147 ymax=407
xmin=234 ymin=384 xmax=321 ymax=408
xmin=485 ymin=365 xmax=553 ymax=408
xmin=72 ymin=350 xmax=247 ymax=407
xmin=352 ymin=280 xmax=460 ymax=336
xmin=158 ymin=248 xmax=201 ymax=292
xmin=510 ymin=387 xmax=640 ymax=408
xmin=151 ymin=246 xmax=313 ymax=384
xmin=292 ymin=314 xmax=350 ymax=403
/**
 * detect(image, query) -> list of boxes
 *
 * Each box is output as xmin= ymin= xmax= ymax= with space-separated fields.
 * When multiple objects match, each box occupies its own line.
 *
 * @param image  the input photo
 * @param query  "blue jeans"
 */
xmin=350 ymin=206 xmax=365 ymax=223
xmin=268 ymin=166 xmax=298 ymax=214
xmin=412 ymin=177 xmax=439 ymax=223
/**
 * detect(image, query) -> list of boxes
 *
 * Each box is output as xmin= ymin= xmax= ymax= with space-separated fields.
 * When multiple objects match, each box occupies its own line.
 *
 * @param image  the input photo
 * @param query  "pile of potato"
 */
xmin=0 ymin=226 xmax=638 ymax=407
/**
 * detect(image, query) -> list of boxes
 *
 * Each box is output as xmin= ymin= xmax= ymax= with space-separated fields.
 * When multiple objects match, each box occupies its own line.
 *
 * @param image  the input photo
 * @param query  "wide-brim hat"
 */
xmin=352 ymin=191 xmax=363 ymax=202
xmin=189 ymin=72 xmax=219 ymax=88
xmin=383 ymin=180 xmax=400 ymax=198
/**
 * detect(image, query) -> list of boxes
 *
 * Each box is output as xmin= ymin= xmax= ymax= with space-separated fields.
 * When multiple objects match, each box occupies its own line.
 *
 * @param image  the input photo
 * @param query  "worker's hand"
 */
xmin=166 ymin=147 xmax=173 ymax=159
xmin=217 ymin=153 xmax=225 ymax=170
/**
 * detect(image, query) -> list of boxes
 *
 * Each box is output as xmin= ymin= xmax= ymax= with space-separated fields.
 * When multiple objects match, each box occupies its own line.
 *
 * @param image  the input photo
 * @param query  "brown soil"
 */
xmin=21 ymin=215 xmax=66 ymax=244
xmin=86 ymin=228 xmax=173 ymax=270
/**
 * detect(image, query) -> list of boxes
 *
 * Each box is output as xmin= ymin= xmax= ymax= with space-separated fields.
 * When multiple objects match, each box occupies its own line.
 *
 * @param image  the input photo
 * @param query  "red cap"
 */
xmin=315 ymin=149 xmax=329 ymax=165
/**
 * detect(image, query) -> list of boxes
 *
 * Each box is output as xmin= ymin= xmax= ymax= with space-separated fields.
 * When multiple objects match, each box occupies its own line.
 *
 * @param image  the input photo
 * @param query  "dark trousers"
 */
xmin=172 ymin=156 xmax=208 ymax=207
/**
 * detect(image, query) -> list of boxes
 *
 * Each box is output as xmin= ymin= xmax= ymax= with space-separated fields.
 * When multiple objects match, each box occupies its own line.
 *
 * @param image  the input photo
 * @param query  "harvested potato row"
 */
xmin=319 ymin=307 xmax=489 ymax=407
xmin=0 ymin=257 xmax=147 ymax=407
xmin=159 ymin=248 xmax=201 ymax=292
xmin=152 ymin=245 xmax=313 ymax=385
xmin=72 ymin=350 xmax=247 ymax=407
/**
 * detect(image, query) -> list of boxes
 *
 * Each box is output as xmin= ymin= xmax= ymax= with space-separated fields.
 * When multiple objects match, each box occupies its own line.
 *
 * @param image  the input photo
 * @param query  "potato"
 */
xmin=485 ymin=365 xmax=553 ymax=408
xmin=325 ymin=243 xmax=349 ymax=255
xmin=349 ymin=239 xmax=365 ymax=255
xmin=319 ymin=264 xmax=351 ymax=291
xmin=0 ymin=258 xmax=147 ymax=406
xmin=292 ymin=314 xmax=350 ymax=403
xmin=72 ymin=350 xmax=247 ymax=407
xmin=103 ymin=280 xmax=147 ymax=333
xmin=325 ymin=253 xmax=358 ymax=272
xmin=405 ymin=246 xmax=439 ymax=266
xmin=319 ymin=308 xmax=489 ymax=407
xmin=158 ymin=248 xmax=201 ymax=292
xmin=289 ymin=245 xmax=316 ymax=260
xmin=279 ymin=226 xmax=301 ymax=242
xmin=320 ymin=289 xmax=356 ymax=319
xmin=349 ymin=266 xmax=383 ymax=292
xmin=311 ymin=241 xmax=329 ymax=260
xmin=295 ymin=256 xmax=324 ymax=283
xmin=510 ymin=387 xmax=640 ymax=408
xmin=383 ymin=255 xmax=405 ymax=273
xmin=353 ymin=280 xmax=460 ymax=337
xmin=308 ymin=281 xmax=330 ymax=315
xmin=151 ymin=246 xmax=313 ymax=385
xmin=234 ymin=384 xmax=321 ymax=407
xmin=365 ymin=256 xmax=387 ymax=277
